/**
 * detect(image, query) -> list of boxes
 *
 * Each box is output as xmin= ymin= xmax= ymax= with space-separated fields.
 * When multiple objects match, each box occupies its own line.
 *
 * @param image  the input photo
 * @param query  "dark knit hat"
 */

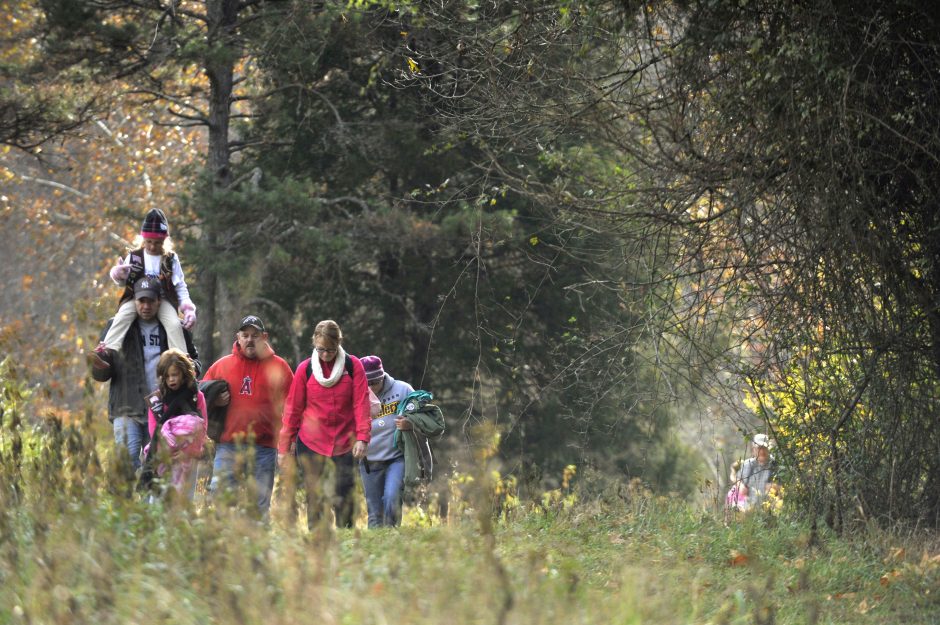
xmin=141 ymin=208 xmax=169 ymax=240
xmin=361 ymin=355 xmax=384 ymax=382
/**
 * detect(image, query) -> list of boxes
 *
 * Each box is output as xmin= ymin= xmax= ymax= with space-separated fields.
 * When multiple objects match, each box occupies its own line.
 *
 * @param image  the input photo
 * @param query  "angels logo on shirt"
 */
xmin=240 ymin=375 xmax=253 ymax=396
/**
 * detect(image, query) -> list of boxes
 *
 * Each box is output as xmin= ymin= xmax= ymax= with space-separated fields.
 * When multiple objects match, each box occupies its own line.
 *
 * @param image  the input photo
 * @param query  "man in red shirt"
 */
xmin=203 ymin=315 xmax=293 ymax=516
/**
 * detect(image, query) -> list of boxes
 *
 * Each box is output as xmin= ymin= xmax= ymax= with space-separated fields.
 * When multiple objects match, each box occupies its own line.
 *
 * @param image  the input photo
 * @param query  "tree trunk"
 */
xmin=198 ymin=0 xmax=239 ymax=364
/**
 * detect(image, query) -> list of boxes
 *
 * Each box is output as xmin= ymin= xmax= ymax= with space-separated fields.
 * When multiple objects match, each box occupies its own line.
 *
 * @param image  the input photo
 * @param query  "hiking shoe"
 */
xmin=87 ymin=347 xmax=113 ymax=371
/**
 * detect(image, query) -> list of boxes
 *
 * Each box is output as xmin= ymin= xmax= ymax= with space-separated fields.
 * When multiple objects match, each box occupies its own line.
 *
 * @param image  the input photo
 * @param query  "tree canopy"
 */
xmin=3 ymin=0 xmax=940 ymax=525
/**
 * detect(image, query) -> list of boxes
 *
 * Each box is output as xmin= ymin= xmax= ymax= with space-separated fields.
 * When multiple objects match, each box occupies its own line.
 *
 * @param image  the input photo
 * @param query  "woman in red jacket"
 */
xmin=278 ymin=319 xmax=371 ymax=528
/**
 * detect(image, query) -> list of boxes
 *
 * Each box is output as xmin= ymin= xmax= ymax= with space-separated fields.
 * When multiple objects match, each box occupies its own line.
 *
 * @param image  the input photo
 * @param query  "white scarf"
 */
xmin=310 ymin=346 xmax=347 ymax=388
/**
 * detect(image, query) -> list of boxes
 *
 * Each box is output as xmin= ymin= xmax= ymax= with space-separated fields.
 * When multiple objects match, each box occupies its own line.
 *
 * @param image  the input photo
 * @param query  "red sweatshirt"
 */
xmin=278 ymin=353 xmax=371 ymax=456
xmin=203 ymin=341 xmax=293 ymax=448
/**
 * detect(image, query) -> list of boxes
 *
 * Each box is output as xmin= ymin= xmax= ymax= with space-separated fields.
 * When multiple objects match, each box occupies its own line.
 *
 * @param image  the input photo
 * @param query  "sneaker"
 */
xmin=86 ymin=347 xmax=113 ymax=370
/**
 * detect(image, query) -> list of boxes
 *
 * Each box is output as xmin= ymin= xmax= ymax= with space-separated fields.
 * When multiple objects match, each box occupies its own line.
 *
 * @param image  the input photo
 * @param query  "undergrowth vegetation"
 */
xmin=1 ymin=366 xmax=937 ymax=624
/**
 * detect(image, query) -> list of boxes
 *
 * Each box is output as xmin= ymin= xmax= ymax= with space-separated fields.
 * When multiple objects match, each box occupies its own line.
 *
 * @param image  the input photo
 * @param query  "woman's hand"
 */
xmin=395 ymin=417 xmax=413 ymax=431
xmin=352 ymin=440 xmax=368 ymax=460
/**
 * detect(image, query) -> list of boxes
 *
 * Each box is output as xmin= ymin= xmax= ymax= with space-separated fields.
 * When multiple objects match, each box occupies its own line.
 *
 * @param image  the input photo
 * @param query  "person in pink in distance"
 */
xmin=141 ymin=348 xmax=208 ymax=499
xmin=727 ymin=434 xmax=778 ymax=514
xmin=92 ymin=208 xmax=197 ymax=366
xmin=725 ymin=459 xmax=749 ymax=512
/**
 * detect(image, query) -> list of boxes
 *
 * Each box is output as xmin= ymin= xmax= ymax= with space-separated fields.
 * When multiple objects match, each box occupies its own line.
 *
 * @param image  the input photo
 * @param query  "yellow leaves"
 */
xmin=688 ymin=194 xmax=724 ymax=220
xmin=562 ymin=464 xmax=576 ymax=490
xmin=22 ymin=275 xmax=33 ymax=289
xmin=406 ymin=57 xmax=419 ymax=74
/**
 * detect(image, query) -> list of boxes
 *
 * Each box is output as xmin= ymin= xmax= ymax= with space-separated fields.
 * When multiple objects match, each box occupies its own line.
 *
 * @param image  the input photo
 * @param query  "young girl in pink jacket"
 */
xmin=142 ymin=349 xmax=207 ymax=498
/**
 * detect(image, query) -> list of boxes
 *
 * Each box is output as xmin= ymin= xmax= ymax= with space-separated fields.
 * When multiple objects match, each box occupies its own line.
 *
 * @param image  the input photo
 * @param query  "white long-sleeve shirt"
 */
xmin=113 ymin=251 xmax=192 ymax=306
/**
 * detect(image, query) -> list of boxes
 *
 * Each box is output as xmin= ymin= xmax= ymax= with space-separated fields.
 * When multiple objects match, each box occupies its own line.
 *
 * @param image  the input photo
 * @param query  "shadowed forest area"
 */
xmin=1 ymin=1 xmax=939 ymax=622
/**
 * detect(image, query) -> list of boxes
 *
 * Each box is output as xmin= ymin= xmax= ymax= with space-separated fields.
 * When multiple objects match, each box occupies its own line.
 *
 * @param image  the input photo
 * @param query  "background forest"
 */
xmin=2 ymin=0 xmax=940 ymax=533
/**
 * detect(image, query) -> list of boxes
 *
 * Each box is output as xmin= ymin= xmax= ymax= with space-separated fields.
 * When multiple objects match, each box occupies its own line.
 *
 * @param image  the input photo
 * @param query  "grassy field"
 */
xmin=0 ymin=375 xmax=936 ymax=625
xmin=1 ymin=457 xmax=937 ymax=625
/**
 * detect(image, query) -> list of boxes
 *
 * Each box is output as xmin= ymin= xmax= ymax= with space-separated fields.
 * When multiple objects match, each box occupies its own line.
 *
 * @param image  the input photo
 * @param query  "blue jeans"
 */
xmin=210 ymin=442 xmax=277 ymax=515
xmin=113 ymin=417 xmax=149 ymax=473
xmin=359 ymin=456 xmax=405 ymax=528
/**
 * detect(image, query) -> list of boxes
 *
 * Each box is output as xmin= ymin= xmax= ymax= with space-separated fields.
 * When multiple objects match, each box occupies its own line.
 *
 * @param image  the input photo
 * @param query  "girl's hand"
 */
xmin=109 ymin=262 xmax=134 ymax=283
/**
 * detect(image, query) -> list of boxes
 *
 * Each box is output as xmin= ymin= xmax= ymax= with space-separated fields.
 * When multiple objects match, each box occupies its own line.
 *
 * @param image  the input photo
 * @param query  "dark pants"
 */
xmin=295 ymin=439 xmax=357 ymax=529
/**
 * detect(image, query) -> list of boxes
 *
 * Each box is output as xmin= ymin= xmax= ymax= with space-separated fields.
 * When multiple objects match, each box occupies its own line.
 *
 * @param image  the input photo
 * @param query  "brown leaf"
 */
xmin=884 ymin=547 xmax=905 ymax=564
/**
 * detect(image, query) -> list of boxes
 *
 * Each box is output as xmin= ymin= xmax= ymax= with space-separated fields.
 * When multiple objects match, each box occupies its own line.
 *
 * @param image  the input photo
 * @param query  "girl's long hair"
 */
xmin=129 ymin=233 xmax=175 ymax=253
xmin=157 ymin=348 xmax=196 ymax=395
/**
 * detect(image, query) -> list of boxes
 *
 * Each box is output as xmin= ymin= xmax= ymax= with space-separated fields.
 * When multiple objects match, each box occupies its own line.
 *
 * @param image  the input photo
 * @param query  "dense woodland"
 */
xmin=2 ymin=0 xmax=940 ymax=530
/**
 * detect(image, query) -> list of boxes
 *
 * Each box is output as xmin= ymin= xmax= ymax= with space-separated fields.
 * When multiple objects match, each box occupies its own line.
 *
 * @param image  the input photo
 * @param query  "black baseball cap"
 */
xmin=238 ymin=315 xmax=265 ymax=333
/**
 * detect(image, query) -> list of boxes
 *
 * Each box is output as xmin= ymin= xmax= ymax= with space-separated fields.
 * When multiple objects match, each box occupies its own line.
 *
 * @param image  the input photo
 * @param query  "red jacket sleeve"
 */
xmin=278 ymin=360 xmax=308 ymax=453
xmin=351 ymin=356 xmax=371 ymax=443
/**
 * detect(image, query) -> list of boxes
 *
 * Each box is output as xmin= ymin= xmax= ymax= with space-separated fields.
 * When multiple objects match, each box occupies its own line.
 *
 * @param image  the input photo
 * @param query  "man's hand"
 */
xmin=180 ymin=301 xmax=197 ymax=330
xmin=214 ymin=390 xmax=231 ymax=407
xmin=352 ymin=440 xmax=368 ymax=460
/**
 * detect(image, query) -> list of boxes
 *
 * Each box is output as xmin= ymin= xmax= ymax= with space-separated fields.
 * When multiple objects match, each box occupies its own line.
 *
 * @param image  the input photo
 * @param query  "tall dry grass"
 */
xmin=1 ymin=365 xmax=937 ymax=624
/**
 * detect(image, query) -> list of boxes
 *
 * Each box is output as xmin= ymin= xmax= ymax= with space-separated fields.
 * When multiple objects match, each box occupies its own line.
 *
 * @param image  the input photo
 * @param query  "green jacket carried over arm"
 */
xmin=394 ymin=391 xmax=445 ymax=488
